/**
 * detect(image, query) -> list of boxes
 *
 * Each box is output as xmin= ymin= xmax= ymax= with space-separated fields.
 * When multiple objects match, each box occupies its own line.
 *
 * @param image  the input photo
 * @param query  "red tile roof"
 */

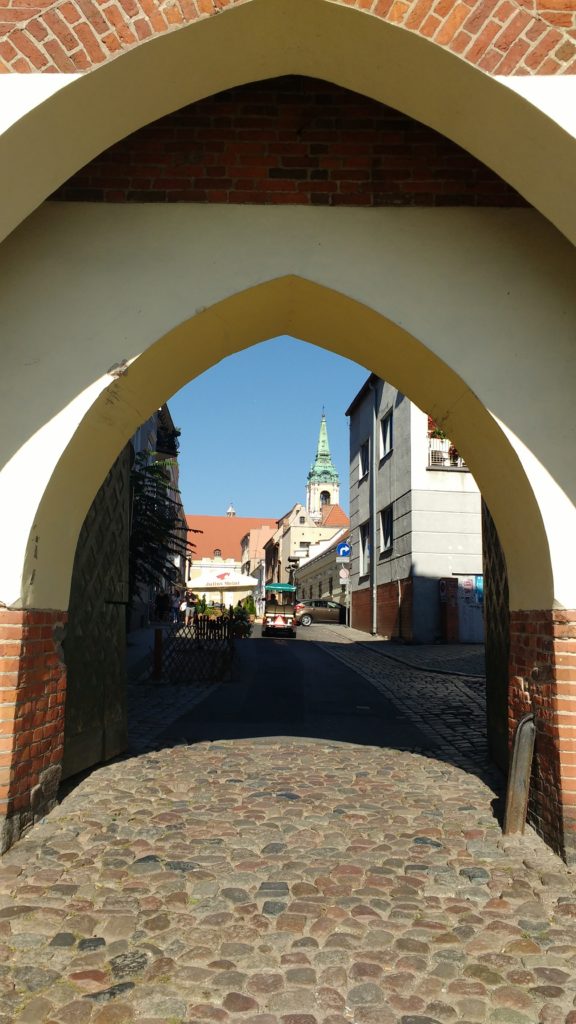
xmin=320 ymin=504 xmax=349 ymax=527
xmin=186 ymin=515 xmax=278 ymax=560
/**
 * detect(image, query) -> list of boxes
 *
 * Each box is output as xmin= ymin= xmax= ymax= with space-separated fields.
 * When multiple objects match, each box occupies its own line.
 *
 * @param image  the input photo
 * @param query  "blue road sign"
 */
xmin=336 ymin=542 xmax=351 ymax=557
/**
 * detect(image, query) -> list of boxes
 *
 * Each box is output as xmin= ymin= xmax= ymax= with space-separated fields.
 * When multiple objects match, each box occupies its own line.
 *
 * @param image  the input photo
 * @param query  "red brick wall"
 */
xmin=509 ymin=608 xmax=576 ymax=864
xmin=51 ymin=78 xmax=528 ymax=208
xmin=0 ymin=0 xmax=574 ymax=75
xmin=0 ymin=608 xmax=67 ymax=851
xmin=352 ymin=577 xmax=413 ymax=637
xmin=376 ymin=577 xmax=413 ymax=640
xmin=349 ymin=597 xmax=576 ymax=861
xmin=352 ymin=587 xmax=372 ymax=634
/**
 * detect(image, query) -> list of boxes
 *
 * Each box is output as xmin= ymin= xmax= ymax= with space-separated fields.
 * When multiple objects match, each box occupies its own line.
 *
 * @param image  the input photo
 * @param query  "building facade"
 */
xmin=266 ymin=413 xmax=349 ymax=587
xmin=295 ymin=530 xmax=350 ymax=608
xmin=186 ymin=509 xmax=277 ymax=607
xmin=264 ymin=503 xmax=340 ymax=586
xmin=240 ymin=523 xmax=277 ymax=613
xmin=347 ymin=375 xmax=483 ymax=643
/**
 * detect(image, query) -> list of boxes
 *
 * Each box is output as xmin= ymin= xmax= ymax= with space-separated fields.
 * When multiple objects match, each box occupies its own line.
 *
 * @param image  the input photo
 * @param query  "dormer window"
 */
xmin=213 ymin=548 xmax=221 ymax=557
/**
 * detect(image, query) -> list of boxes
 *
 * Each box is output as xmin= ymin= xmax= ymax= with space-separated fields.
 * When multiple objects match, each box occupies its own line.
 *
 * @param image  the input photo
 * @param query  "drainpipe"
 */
xmin=369 ymin=380 xmax=378 ymax=635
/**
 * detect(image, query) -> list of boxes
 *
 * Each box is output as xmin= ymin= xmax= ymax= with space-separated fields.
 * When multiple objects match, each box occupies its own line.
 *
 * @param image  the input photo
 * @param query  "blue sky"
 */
xmin=168 ymin=336 xmax=369 ymax=518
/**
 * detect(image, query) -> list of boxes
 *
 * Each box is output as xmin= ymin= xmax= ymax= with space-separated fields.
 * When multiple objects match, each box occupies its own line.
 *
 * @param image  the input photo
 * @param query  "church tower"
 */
xmin=306 ymin=412 xmax=340 ymax=522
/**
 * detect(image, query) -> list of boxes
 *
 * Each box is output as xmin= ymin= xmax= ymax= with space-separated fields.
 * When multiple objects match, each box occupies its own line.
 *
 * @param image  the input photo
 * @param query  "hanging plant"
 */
xmin=128 ymin=451 xmax=199 ymax=606
xmin=428 ymin=418 xmax=448 ymax=440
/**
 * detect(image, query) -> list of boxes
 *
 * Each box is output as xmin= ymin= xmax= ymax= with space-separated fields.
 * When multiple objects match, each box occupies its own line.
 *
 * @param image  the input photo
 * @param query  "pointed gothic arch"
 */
xmin=1 ymin=0 xmax=576 ymax=862
xmin=0 ymin=0 xmax=575 ymax=246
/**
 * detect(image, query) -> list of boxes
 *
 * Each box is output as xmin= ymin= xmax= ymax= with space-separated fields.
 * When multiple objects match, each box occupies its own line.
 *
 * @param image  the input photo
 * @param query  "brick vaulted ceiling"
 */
xmin=51 ymin=77 xmax=529 ymax=207
xmin=0 ymin=0 xmax=575 ymax=75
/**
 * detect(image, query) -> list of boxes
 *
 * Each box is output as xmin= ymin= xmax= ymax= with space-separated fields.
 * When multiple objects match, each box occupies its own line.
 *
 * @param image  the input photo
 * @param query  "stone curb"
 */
xmin=320 ymin=625 xmax=486 ymax=680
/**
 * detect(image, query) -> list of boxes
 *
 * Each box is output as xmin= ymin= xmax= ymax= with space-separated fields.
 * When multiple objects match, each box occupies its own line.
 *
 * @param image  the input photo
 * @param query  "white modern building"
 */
xmin=346 ymin=375 xmax=483 ymax=643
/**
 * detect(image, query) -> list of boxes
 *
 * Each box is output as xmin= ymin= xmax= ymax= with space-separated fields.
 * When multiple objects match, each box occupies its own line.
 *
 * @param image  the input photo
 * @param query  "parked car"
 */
xmin=294 ymin=599 xmax=345 ymax=626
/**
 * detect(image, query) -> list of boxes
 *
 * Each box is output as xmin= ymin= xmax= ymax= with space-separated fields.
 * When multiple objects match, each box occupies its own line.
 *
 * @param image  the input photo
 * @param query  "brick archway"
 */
xmin=0 ymin=232 xmax=574 ymax=856
xmin=1 ymin=0 xmax=576 ymax=865
xmin=0 ymin=0 xmax=576 ymax=246
xmin=1 ymin=0 xmax=574 ymax=75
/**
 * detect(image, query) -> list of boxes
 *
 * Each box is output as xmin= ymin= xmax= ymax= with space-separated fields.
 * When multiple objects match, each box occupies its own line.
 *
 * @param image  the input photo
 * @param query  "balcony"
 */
xmin=428 ymin=436 xmax=467 ymax=470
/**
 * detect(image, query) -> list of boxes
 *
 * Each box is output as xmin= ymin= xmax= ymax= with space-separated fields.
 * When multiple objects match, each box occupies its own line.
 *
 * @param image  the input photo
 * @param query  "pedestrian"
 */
xmin=170 ymin=592 xmax=180 ymax=624
xmin=179 ymin=594 xmax=188 ymax=624
xmin=185 ymin=592 xmax=197 ymax=626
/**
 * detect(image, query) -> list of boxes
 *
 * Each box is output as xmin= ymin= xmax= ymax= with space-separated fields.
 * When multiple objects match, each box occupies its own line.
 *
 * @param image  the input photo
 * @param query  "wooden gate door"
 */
xmin=61 ymin=449 xmax=131 ymax=780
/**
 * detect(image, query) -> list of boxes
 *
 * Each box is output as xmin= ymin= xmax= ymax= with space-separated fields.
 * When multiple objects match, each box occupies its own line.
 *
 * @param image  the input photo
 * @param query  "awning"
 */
xmin=191 ymin=570 xmax=258 ymax=590
xmin=265 ymin=582 xmax=296 ymax=592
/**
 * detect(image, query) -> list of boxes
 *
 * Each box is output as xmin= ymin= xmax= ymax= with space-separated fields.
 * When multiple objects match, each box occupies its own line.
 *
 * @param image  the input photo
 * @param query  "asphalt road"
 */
xmin=156 ymin=629 xmax=429 ymax=750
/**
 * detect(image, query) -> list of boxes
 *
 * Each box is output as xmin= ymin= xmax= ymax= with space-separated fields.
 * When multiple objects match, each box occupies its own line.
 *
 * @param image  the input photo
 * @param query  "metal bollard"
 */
xmin=503 ymin=712 xmax=536 ymax=835
xmin=153 ymin=627 xmax=163 ymax=681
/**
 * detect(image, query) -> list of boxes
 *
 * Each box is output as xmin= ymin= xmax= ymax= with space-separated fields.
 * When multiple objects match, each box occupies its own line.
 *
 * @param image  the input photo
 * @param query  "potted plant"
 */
xmin=244 ymin=594 xmax=256 ymax=622
xmin=232 ymin=605 xmax=252 ymax=638
xmin=449 ymin=444 xmax=460 ymax=466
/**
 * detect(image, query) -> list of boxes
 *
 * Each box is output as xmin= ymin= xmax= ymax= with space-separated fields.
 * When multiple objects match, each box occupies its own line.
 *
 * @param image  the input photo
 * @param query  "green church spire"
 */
xmin=307 ymin=412 xmax=340 ymax=485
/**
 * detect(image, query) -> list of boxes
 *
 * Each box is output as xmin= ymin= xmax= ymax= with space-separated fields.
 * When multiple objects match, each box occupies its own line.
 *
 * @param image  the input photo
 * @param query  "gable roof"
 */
xmin=320 ymin=504 xmax=349 ymax=527
xmin=186 ymin=514 xmax=278 ymax=560
xmin=345 ymin=373 xmax=379 ymax=417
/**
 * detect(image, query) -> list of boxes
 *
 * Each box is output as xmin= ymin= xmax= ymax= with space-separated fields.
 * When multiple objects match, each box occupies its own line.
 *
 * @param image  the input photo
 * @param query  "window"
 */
xmin=360 ymin=522 xmax=370 ymax=576
xmin=309 ymin=585 xmax=313 ymax=599
xmin=320 ymin=490 xmax=330 ymax=505
xmin=213 ymin=548 xmax=221 ymax=557
xmin=299 ymin=516 xmax=306 ymax=524
xmin=318 ymin=582 xmax=322 ymax=599
xmin=380 ymin=411 xmax=393 ymax=459
xmin=380 ymin=505 xmax=393 ymax=553
xmin=328 ymin=576 xmax=333 ymax=595
xmin=359 ymin=440 xmax=370 ymax=480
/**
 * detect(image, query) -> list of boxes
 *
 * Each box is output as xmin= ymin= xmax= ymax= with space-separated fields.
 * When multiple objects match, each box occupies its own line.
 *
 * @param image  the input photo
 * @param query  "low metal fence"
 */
xmin=152 ymin=613 xmax=235 ymax=684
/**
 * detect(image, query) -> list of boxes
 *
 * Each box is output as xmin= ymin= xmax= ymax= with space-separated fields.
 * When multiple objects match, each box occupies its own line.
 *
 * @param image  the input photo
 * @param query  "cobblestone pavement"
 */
xmin=2 ymin=637 xmax=576 ymax=1023
xmin=312 ymin=632 xmax=489 ymax=776
xmin=127 ymin=676 xmax=221 ymax=756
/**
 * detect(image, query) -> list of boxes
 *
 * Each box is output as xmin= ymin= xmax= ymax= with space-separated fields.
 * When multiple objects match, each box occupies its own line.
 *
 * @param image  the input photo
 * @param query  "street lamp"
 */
xmin=287 ymin=555 xmax=300 ymax=586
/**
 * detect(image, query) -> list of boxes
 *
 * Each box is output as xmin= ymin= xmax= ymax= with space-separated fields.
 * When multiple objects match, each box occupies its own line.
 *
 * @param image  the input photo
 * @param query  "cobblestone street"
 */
xmin=1 ymin=631 xmax=576 ymax=1024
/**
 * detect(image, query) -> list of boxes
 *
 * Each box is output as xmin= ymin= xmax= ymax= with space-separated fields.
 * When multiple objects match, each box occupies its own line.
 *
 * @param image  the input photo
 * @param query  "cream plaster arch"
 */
xmin=0 ymin=0 xmax=576 ymax=247
xmin=2 ymin=203 xmax=576 ymax=614
xmin=20 ymin=274 xmax=553 ymax=615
